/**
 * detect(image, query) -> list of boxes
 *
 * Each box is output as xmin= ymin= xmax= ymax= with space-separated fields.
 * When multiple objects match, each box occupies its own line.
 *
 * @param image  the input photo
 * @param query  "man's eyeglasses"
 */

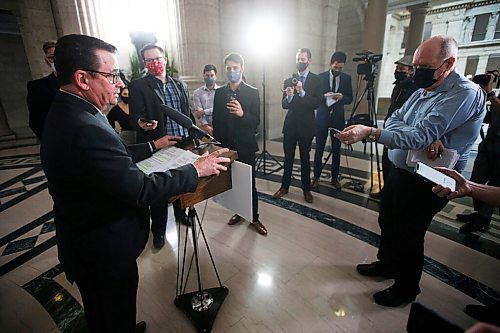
xmin=144 ymin=57 xmax=164 ymax=63
xmin=83 ymin=69 xmax=121 ymax=84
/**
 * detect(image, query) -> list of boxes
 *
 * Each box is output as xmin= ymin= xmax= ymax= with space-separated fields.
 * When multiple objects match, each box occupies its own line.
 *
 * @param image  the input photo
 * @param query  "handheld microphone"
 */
xmin=160 ymin=104 xmax=219 ymax=143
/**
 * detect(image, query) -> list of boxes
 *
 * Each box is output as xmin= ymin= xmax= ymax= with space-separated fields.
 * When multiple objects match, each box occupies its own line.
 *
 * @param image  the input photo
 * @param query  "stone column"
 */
xmin=176 ymin=0 xmax=221 ymax=85
xmin=404 ymin=3 xmax=429 ymax=56
xmin=360 ymin=0 xmax=387 ymax=116
xmin=486 ymin=12 xmax=499 ymax=40
xmin=362 ymin=0 xmax=388 ymax=53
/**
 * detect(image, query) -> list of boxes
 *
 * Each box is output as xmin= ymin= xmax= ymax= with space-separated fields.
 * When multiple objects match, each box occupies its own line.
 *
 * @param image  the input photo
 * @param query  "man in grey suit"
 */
xmin=41 ymin=34 xmax=229 ymax=333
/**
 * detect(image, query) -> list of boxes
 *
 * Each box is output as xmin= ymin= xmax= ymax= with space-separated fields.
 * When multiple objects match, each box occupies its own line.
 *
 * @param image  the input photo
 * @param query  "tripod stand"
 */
xmin=351 ymin=72 xmax=382 ymax=192
xmin=174 ymin=206 xmax=228 ymax=332
xmin=347 ymin=73 xmax=382 ymax=193
xmin=256 ymin=65 xmax=284 ymax=175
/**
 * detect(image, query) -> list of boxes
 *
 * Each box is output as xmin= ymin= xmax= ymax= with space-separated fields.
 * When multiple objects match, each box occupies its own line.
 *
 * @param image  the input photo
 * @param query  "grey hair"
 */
xmin=435 ymin=35 xmax=458 ymax=60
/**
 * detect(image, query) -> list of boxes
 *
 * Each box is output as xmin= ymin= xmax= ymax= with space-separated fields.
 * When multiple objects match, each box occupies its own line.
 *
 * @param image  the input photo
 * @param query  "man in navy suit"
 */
xmin=41 ymin=34 xmax=229 ymax=333
xmin=312 ymin=51 xmax=353 ymax=189
xmin=273 ymin=48 xmax=321 ymax=203
xmin=27 ymin=41 xmax=59 ymax=139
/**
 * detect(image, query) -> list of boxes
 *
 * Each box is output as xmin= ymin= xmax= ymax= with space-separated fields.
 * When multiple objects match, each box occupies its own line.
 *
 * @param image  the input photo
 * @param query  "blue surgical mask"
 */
xmin=226 ymin=71 xmax=241 ymax=83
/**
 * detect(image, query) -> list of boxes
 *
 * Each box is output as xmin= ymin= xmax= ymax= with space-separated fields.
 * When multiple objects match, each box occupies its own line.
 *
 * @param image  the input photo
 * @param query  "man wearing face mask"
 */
xmin=312 ymin=51 xmax=353 ymax=189
xmin=129 ymin=44 xmax=195 ymax=249
xmin=193 ymin=64 xmax=219 ymax=136
xmin=273 ymin=48 xmax=321 ymax=203
xmin=336 ymin=35 xmax=486 ymax=307
xmin=212 ymin=53 xmax=267 ymax=236
xmin=27 ymin=41 xmax=59 ymax=139
xmin=369 ymin=55 xmax=417 ymax=199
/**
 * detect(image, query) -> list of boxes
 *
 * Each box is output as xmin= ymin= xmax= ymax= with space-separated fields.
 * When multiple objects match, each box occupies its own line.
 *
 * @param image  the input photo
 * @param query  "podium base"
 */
xmin=174 ymin=286 xmax=229 ymax=333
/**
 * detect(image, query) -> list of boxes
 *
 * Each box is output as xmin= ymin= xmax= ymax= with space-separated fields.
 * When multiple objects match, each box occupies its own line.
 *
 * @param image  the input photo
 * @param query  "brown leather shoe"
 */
xmin=272 ymin=187 xmax=288 ymax=199
xmin=330 ymin=178 xmax=342 ymax=189
xmin=369 ymin=191 xmax=381 ymax=200
xmin=228 ymin=214 xmax=244 ymax=225
xmin=252 ymin=219 xmax=268 ymax=235
xmin=303 ymin=190 xmax=313 ymax=203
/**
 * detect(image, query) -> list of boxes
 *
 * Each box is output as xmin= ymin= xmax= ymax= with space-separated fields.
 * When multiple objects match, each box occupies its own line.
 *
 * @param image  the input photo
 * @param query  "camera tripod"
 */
xmin=256 ymin=66 xmax=284 ymax=175
xmin=346 ymin=73 xmax=382 ymax=193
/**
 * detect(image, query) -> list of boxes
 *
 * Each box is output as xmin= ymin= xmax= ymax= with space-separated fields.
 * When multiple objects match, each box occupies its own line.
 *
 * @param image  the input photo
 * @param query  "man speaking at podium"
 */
xmin=41 ymin=34 xmax=229 ymax=333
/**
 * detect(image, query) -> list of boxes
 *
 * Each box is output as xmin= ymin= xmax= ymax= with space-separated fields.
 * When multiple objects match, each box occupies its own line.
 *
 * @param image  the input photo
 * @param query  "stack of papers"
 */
xmin=136 ymin=146 xmax=199 ymax=174
xmin=406 ymin=148 xmax=460 ymax=168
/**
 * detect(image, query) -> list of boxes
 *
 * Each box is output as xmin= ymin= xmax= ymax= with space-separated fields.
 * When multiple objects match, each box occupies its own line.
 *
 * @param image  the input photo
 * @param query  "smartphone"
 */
xmin=415 ymin=162 xmax=456 ymax=191
xmin=139 ymin=118 xmax=154 ymax=125
xmin=329 ymin=127 xmax=342 ymax=134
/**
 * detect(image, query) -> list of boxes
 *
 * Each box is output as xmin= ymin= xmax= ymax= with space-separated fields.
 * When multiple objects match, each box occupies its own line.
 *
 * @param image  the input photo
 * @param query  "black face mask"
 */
xmin=121 ymin=96 xmax=129 ymax=104
xmin=297 ymin=62 xmax=308 ymax=72
xmin=331 ymin=69 xmax=341 ymax=77
xmin=394 ymin=70 xmax=407 ymax=82
xmin=413 ymin=60 xmax=447 ymax=89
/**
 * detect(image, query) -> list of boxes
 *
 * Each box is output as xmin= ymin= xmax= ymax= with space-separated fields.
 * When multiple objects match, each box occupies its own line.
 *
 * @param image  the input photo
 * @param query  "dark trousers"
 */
xmin=314 ymin=110 xmax=344 ymax=180
xmin=377 ymin=167 xmax=448 ymax=296
xmin=150 ymin=200 xmax=184 ymax=237
xmin=282 ymin=129 xmax=313 ymax=191
xmin=470 ymin=140 xmax=500 ymax=219
xmin=381 ymin=146 xmax=394 ymax=186
xmin=74 ymin=260 xmax=139 ymax=333
xmin=238 ymin=151 xmax=258 ymax=220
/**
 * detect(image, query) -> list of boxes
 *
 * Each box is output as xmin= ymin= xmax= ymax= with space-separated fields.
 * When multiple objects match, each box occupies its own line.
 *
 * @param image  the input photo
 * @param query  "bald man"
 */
xmin=336 ymin=35 xmax=486 ymax=307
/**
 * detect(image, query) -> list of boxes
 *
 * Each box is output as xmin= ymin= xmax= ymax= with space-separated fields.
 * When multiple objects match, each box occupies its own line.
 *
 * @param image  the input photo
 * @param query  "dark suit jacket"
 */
xmin=282 ymin=72 xmax=321 ymax=138
xmin=41 ymin=91 xmax=198 ymax=282
xmin=212 ymin=82 xmax=260 ymax=156
xmin=129 ymin=75 xmax=194 ymax=143
xmin=27 ymin=72 xmax=59 ymax=139
xmin=316 ymin=71 xmax=353 ymax=129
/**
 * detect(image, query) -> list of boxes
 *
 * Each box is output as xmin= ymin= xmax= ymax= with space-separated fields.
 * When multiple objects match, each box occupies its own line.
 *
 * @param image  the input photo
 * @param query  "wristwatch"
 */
xmin=366 ymin=127 xmax=377 ymax=142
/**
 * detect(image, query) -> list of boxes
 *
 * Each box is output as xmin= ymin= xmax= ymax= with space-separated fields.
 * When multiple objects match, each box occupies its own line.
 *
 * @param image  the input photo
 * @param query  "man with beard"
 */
xmin=129 ymin=44 xmax=194 ymax=249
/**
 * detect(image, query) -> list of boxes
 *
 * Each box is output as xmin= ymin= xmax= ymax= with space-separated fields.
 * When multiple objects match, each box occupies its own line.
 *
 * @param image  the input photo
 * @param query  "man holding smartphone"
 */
xmin=212 ymin=53 xmax=267 ymax=236
xmin=336 ymin=36 xmax=486 ymax=307
xmin=129 ymin=44 xmax=194 ymax=249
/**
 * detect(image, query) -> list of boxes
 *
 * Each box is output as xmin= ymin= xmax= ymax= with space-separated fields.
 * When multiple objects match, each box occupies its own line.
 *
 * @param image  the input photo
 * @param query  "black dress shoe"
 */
xmin=153 ymin=235 xmax=165 ymax=249
xmin=464 ymin=303 xmax=500 ymax=326
xmin=373 ymin=287 xmax=416 ymax=307
xmin=459 ymin=215 xmax=490 ymax=234
xmin=356 ymin=261 xmax=395 ymax=279
xmin=135 ymin=321 xmax=147 ymax=333
xmin=456 ymin=212 xmax=477 ymax=222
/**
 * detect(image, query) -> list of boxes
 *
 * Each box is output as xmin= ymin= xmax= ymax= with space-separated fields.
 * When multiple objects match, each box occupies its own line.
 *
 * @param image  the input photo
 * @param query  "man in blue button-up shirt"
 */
xmin=336 ymin=35 xmax=486 ymax=307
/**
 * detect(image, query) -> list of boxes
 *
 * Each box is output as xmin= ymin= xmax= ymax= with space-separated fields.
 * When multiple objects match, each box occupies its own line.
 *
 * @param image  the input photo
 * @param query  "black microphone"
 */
xmin=160 ymin=104 xmax=218 ymax=143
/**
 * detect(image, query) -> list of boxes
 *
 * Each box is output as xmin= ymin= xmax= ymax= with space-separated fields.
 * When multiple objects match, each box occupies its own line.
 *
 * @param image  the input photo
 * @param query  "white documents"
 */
xmin=406 ymin=148 xmax=460 ymax=169
xmin=136 ymin=146 xmax=199 ymax=174
xmin=212 ymin=161 xmax=253 ymax=222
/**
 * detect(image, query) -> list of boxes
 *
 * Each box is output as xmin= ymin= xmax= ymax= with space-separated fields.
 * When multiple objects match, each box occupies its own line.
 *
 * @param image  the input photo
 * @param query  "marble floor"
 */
xmin=0 ymin=140 xmax=499 ymax=333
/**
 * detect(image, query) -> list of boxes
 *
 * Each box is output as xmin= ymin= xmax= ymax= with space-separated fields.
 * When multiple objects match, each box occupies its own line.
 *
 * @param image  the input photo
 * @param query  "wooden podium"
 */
xmin=173 ymin=143 xmax=237 ymax=333
xmin=174 ymin=143 xmax=237 ymax=209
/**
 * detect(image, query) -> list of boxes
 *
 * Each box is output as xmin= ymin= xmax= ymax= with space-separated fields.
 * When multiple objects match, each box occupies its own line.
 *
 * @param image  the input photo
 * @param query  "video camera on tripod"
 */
xmin=352 ymin=51 xmax=383 ymax=76
xmin=472 ymin=69 xmax=500 ymax=89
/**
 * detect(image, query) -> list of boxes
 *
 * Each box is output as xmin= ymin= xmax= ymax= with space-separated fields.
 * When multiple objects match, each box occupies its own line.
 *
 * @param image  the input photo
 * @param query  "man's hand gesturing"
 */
xmin=193 ymin=148 xmax=231 ymax=177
